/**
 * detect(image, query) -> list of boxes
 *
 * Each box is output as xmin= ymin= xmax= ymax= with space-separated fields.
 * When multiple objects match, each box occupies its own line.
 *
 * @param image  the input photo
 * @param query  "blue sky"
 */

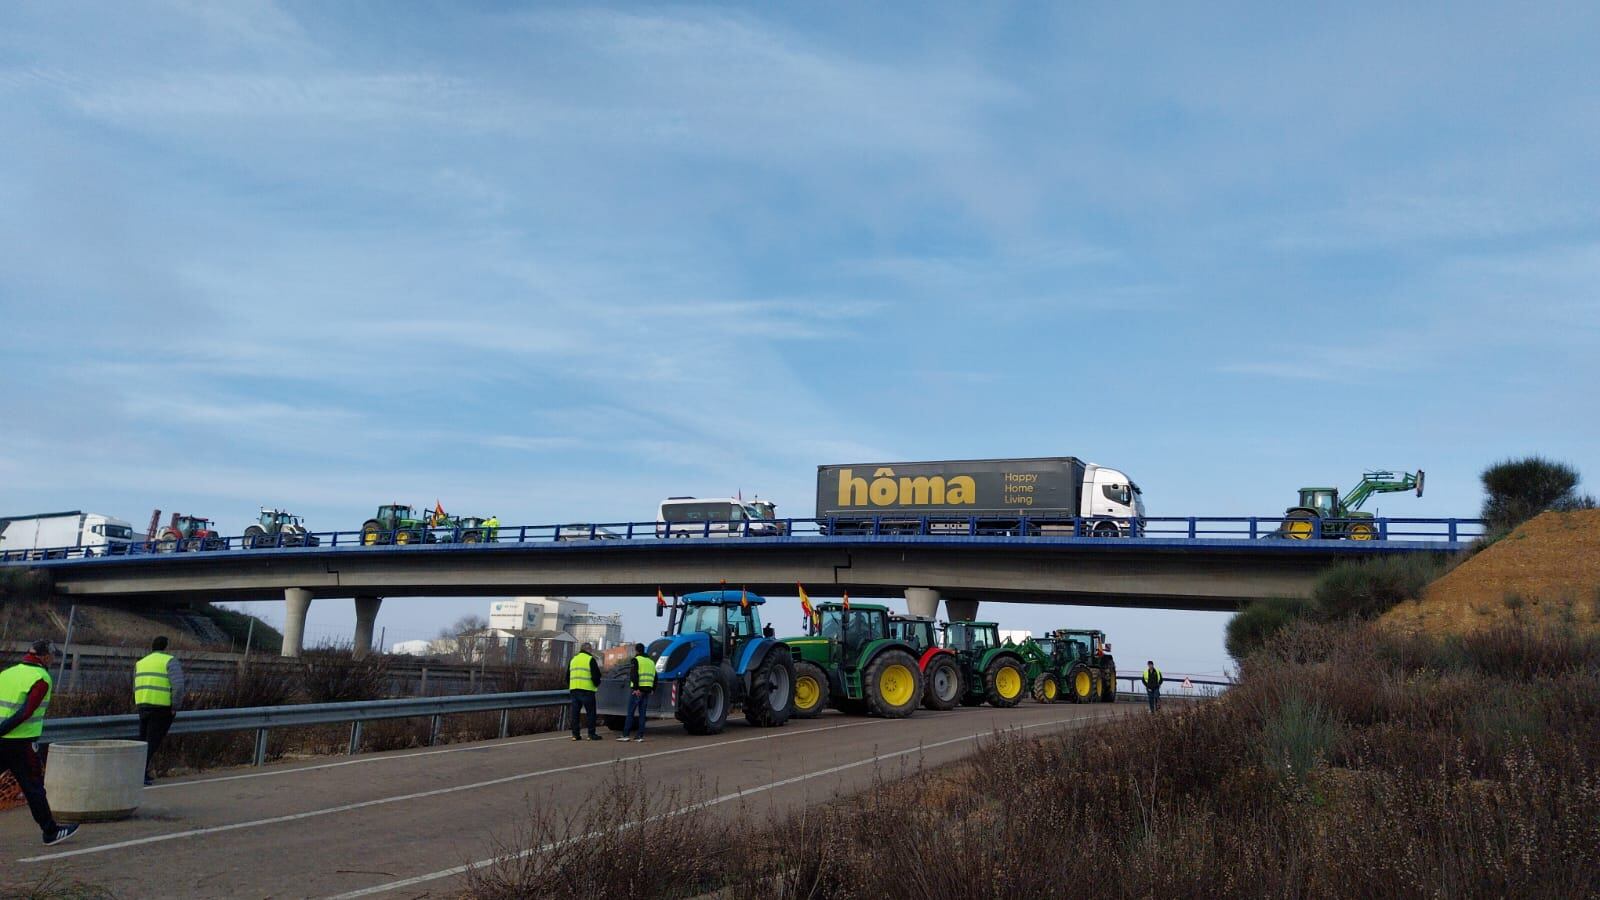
xmin=3 ymin=2 xmax=1598 ymax=674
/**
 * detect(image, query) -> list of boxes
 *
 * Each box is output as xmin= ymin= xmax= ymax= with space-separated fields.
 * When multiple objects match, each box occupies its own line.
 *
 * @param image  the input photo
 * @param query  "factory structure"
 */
xmin=395 ymin=596 xmax=624 ymax=663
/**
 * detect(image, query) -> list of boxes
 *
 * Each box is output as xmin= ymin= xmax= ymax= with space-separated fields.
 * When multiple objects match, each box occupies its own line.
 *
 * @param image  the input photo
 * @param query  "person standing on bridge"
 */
xmin=619 ymin=643 xmax=655 ymax=743
xmin=0 ymin=640 xmax=80 ymax=846
xmin=568 ymin=642 xmax=602 ymax=741
xmin=135 ymin=636 xmax=184 ymax=785
xmin=1142 ymin=660 xmax=1163 ymax=712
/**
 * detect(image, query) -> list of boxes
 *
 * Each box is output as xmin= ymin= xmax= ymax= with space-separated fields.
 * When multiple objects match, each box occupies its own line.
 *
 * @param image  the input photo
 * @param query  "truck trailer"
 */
xmin=0 ymin=511 xmax=137 ymax=558
xmin=815 ymin=457 xmax=1144 ymax=536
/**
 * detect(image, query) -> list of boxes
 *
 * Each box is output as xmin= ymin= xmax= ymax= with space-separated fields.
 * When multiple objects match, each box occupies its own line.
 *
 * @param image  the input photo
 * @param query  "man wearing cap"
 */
xmin=0 ymin=640 xmax=80 ymax=846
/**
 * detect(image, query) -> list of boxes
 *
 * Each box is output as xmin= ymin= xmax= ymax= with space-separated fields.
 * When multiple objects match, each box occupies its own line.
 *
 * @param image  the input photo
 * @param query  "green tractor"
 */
xmin=1042 ymin=628 xmax=1118 ymax=703
xmin=1280 ymin=470 xmax=1424 ymax=540
xmin=362 ymin=504 xmax=431 ymax=545
xmin=887 ymin=613 xmax=966 ymax=710
xmin=785 ymin=602 xmax=926 ymax=719
xmin=1014 ymin=636 xmax=1067 ymax=703
xmin=941 ymin=621 xmax=1028 ymax=708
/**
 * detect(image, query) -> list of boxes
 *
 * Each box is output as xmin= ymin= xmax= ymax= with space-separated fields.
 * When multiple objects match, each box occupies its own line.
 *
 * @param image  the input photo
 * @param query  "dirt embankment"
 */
xmin=1383 ymin=508 xmax=1600 ymax=636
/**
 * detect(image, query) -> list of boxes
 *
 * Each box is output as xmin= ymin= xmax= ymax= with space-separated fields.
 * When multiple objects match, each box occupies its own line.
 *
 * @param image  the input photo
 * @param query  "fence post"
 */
xmin=499 ymin=708 xmax=510 ymax=739
xmin=1448 ymin=519 xmax=1458 ymax=542
xmin=429 ymin=715 xmax=441 ymax=747
xmin=1187 ymin=517 xmax=1197 ymax=539
xmin=1248 ymin=517 xmax=1258 ymax=539
xmin=253 ymin=728 xmax=269 ymax=766
xmin=348 ymin=722 xmax=363 ymax=755
xmin=420 ymin=667 xmax=428 ymax=695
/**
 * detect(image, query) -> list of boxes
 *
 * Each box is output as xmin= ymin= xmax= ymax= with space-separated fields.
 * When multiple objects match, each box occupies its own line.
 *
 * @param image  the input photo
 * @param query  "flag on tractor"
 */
xmin=656 ymin=588 xmax=666 ymax=610
xmin=740 ymin=587 xmax=750 ymax=610
xmin=797 ymin=583 xmax=814 ymax=619
xmin=842 ymin=591 xmax=850 ymax=611
xmin=433 ymin=500 xmax=446 ymax=526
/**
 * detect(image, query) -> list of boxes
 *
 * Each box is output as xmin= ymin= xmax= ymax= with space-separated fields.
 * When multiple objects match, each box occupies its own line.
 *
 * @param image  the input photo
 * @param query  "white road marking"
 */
xmin=326 ymin=711 xmax=1106 ymax=899
xmin=148 ymin=732 xmax=576 ymax=791
xmin=18 ymin=720 xmax=884 ymax=864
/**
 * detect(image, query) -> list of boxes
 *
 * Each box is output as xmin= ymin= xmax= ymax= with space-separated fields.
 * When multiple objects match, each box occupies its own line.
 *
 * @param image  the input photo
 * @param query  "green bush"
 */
xmin=1226 ymin=597 xmax=1314 ymax=661
xmin=1480 ymin=456 xmax=1594 ymax=534
xmin=1311 ymin=553 xmax=1450 ymax=621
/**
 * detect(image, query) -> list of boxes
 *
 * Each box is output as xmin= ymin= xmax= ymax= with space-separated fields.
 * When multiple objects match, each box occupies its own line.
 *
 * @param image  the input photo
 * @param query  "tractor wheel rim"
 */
xmin=880 ymin=664 xmax=915 ymax=706
xmin=795 ymin=675 xmax=821 ymax=711
xmin=996 ymin=666 xmax=1021 ymax=698
xmin=1350 ymin=524 xmax=1374 ymax=540
xmin=1076 ymin=672 xmax=1091 ymax=695
xmin=1285 ymin=519 xmax=1312 ymax=539
xmin=709 ymin=684 xmax=726 ymax=721
xmin=1044 ymin=679 xmax=1057 ymax=700
xmin=933 ymin=667 xmax=957 ymax=700
xmin=769 ymin=667 xmax=791 ymax=711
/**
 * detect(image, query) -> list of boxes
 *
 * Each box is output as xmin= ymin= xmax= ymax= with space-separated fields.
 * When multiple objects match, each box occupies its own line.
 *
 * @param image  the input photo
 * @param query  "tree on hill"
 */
xmin=1481 ymin=457 xmax=1595 ymax=534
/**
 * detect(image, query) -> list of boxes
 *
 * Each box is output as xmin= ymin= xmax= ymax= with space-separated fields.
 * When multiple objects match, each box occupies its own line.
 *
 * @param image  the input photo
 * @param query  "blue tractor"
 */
xmin=597 ymin=590 xmax=796 ymax=735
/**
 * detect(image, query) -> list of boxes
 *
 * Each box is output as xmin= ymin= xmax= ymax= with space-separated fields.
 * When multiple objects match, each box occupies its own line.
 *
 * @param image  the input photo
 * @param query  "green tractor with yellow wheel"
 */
xmin=784 ymin=602 xmax=925 ymax=719
xmin=1279 ymin=470 xmax=1424 ymax=540
xmin=361 ymin=504 xmax=432 ymax=545
xmin=1015 ymin=636 xmax=1069 ymax=703
xmin=941 ymin=621 xmax=1028 ymax=708
xmin=1046 ymin=628 xmax=1117 ymax=703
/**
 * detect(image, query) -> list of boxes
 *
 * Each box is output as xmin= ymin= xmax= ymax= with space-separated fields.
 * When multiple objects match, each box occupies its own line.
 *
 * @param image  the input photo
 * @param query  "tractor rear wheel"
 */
xmin=362 ymin=521 xmax=385 ymax=546
xmin=864 ymin=649 xmax=922 ymax=718
xmin=1282 ymin=510 xmax=1316 ymax=540
xmin=1099 ymin=665 xmax=1117 ymax=702
xmin=922 ymin=655 xmax=963 ymax=711
xmin=1349 ymin=522 xmax=1376 ymax=541
xmin=461 ymin=530 xmax=482 ymax=544
xmin=243 ymin=525 xmax=266 ymax=549
xmin=984 ymin=657 xmax=1025 ymax=708
xmin=1032 ymin=673 xmax=1060 ymax=704
xmin=1067 ymin=664 xmax=1095 ymax=703
xmin=743 ymin=651 xmax=795 ymax=728
xmin=154 ymin=529 xmax=180 ymax=553
xmin=677 ymin=666 xmax=730 ymax=735
xmin=792 ymin=661 xmax=829 ymax=719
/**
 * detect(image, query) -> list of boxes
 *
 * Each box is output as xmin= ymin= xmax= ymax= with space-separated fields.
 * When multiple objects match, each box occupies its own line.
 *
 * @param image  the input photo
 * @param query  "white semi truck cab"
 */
xmin=0 ymin=511 xmax=137 ymax=558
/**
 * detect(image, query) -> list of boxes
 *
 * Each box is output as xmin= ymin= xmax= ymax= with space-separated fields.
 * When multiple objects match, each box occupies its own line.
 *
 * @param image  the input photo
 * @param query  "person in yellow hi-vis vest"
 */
xmin=0 ymin=640 xmax=80 ymax=846
xmin=135 ymin=636 xmax=185 ymax=785
xmin=568 ymin=643 xmax=602 ymax=741
xmin=618 ymin=643 xmax=655 ymax=743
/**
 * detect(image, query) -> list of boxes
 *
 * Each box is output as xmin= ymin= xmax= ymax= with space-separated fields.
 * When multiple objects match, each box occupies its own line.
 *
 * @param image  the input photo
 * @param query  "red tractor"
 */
xmin=888 ymin=613 xmax=965 ymax=711
xmin=155 ymin=514 xmax=225 ymax=552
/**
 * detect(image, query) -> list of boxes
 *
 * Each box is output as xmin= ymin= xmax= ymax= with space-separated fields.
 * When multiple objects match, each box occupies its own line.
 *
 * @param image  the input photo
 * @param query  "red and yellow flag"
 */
xmin=740 ymin=586 xmax=750 ymax=610
xmin=432 ymin=500 xmax=447 ymax=526
xmin=797 ymin=583 xmax=813 ymax=619
xmin=842 ymin=591 xmax=850 ymax=611
xmin=656 ymin=588 xmax=667 ymax=610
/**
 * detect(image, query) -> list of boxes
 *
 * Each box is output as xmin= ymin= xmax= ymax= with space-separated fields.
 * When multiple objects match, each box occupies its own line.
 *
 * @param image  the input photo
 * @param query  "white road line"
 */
xmin=18 ymin=720 xmax=884 ymax=864
xmin=148 ymin=732 xmax=575 ymax=791
xmin=327 ymin=711 xmax=1105 ymax=899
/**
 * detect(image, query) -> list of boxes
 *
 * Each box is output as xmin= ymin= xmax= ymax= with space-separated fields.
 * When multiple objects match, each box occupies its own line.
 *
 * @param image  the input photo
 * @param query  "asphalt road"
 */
xmin=5 ymin=702 xmax=1131 ymax=898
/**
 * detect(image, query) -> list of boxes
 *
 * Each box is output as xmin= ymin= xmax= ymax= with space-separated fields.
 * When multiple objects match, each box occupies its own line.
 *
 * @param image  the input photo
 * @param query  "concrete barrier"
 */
xmin=43 ymin=739 xmax=145 ymax=821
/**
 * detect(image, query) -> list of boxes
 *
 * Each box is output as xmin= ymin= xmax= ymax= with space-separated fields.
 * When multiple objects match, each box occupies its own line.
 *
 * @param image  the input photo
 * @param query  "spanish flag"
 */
xmin=433 ymin=500 xmax=447 ymax=526
xmin=797 ymin=583 xmax=814 ymax=619
xmin=740 ymin=586 xmax=750 ymax=610
xmin=842 ymin=591 xmax=850 ymax=611
xmin=657 ymin=588 xmax=667 ymax=610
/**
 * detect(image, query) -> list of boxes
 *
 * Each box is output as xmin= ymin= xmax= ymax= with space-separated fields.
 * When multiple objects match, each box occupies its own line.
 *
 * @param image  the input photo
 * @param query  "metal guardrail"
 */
xmin=39 ymin=689 xmax=570 ymax=765
xmin=1117 ymin=674 xmax=1231 ymax=695
xmin=1 ymin=514 xmax=1486 ymax=562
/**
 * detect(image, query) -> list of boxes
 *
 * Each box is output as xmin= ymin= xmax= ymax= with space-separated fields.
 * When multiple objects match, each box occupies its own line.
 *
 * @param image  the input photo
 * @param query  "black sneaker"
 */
xmin=571 ymin=735 xmax=583 ymax=741
xmin=587 ymin=734 xmax=603 ymax=741
xmin=44 ymin=824 xmax=79 ymax=846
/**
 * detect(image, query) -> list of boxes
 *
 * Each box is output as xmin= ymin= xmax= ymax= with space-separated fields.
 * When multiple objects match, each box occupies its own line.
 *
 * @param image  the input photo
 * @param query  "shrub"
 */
xmin=1311 ymin=553 xmax=1449 ymax=621
xmin=298 ymin=643 xmax=391 ymax=702
xmin=0 ymin=568 xmax=53 ymax=604
xmin=1225 ymin=597 xmax=1314 ymax=661
xmin=1480 ymin=456 xmax=1593 ymax=534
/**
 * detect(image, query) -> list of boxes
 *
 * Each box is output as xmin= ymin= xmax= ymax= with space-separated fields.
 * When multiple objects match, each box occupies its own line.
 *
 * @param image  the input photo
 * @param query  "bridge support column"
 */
xmin=282 ymin=588 xmax=312 ymax=658
xmin=904 ymin=588 xmax=941 ymax=619
xmin=945 ymin=598 xmax=980 ymax=622
xmin=353 ymin=596 xmax=383 ymax=659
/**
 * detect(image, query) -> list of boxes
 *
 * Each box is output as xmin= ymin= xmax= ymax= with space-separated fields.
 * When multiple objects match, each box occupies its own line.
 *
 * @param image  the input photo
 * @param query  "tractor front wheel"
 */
xmin=154 ymin=529 xmax=181 ymax=553
xmin=1349 ymin=522 xmax=1376 ymax=541
xmin=864 ymin=649 xmax=922 ymax=718
xmin=792 ymin=661 xmax=829 ymax=719
xmin=461 ymin=531 xmax=482 ymax=544
xmin=921 ymin=655 xmax=963 ymax=711
xmin=984 ymin=657 xmax=1025 ymax=708
xmin=743 ymin=651 xmax=795 ymax=728
xmin=1099 ymin=665 xmax=1118 ymax=703
xmin=395 ymin=529 xmax=416 ymax=545
xmin=1067 ymin=664 xmax=1095 ymax=703
xmin=677 ymin=666 xmax=730 ymax=735
xmin=1032 ymin=672 xmax=1060 ymax=704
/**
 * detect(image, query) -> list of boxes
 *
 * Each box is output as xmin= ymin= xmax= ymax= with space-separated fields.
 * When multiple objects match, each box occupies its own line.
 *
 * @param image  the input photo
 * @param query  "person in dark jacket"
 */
xmin=1142 ymin=660 xmax=1163 ymax=712
xmin=618 ymin=644 xmax=656 ymax=743
xmin=0 ymin=640 xmax=80 ymax=846
xmin=568 ymin=643 xmax=603 ymax=741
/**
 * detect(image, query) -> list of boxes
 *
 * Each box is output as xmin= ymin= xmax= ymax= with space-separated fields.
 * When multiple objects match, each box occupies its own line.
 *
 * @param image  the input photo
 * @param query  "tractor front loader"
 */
xmin=1280 ymin=469 xmax=1425 ymax=540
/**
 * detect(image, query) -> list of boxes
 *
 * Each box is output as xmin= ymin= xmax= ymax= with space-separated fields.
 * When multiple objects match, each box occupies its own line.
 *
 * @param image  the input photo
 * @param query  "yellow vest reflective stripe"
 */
xmin=0 ymin=663 xmax=52 ymax=739
xmin=135 ymin=652 xmax=175 ymax=706
xmin=636 ymin=655 xmax=656 ymax=689
xmin=569 ymin=652 xmax=596 ymax=691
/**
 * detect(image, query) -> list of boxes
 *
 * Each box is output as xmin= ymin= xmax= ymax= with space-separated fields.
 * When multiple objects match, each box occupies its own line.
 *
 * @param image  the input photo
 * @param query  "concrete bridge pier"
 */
xmin=904 ymin=588 xmax=941 ymax=619
xmin=353 ymin=595 xmax=383 ymax=659
xmin=945 ymin=598 xmax=980 ymax=622
xmin=282 ymin=588 xmax=312 ymax=658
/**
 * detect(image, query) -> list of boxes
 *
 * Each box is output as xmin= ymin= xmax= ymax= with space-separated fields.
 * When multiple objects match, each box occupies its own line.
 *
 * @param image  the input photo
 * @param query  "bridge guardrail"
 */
xmin=39 ymin=689 xmax=570 ymax=765
xmin=1 ymin=515 xmax=1487 ymax=563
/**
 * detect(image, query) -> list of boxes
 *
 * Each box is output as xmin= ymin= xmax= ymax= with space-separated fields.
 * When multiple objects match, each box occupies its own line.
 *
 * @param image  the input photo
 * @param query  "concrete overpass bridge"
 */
xmin=3 ymin=515 xmax=1478 ymax=656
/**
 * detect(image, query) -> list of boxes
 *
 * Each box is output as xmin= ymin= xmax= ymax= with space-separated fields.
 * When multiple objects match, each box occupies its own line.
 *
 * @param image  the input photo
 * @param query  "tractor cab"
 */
xmin=1050 ymin=628 xmax=1110 ymax=662
xmin=1298 ymin=488 xmax=1339 ymax=516
xmin=888 ymin=615 xmax=937 ymax=652
xmin=816 ymin=605 xmax=889 ymax=657
xmin=673 ymin=592 xmax=765 ymax=662
xmin=175 ymin=515 xmax=214 ymax=536
xmin=379 ymin=504 xmax=413 ymax=523
xmin=259 ymin=508 xmax=302 ymax=529
xmin=942 ymin=621 xmax=1001 ymax=656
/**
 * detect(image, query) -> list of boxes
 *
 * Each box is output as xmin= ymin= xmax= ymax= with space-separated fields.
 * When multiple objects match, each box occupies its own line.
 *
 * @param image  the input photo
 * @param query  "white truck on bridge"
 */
xmin=0 ymin=510 xmax=137 ymax=558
